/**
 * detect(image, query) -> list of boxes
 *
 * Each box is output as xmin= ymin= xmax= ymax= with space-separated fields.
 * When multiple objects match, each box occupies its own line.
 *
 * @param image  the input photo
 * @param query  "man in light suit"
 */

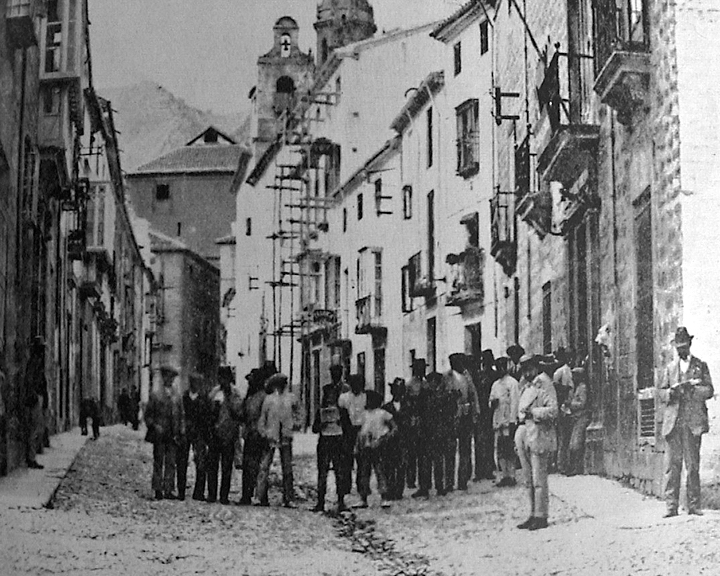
xmin=658 ymin=327 xmax=714 ymax=517
xmin=514 ymin=354 xmax=558 ymax=531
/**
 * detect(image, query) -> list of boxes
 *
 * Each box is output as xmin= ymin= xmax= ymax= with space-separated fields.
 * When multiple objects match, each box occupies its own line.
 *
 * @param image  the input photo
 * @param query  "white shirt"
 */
xmin=679 ymin=355 xmax=692 ymax=376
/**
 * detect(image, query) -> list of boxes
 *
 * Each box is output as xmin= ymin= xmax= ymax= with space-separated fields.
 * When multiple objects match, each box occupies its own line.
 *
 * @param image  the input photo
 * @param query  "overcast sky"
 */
xmin=88 ymin=0 xmax=463 ymax=115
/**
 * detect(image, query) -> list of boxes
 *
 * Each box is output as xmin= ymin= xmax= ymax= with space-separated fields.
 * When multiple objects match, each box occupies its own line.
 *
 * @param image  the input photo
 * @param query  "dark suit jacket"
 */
xmin=658 ymin=355 xmax=714 ymax=437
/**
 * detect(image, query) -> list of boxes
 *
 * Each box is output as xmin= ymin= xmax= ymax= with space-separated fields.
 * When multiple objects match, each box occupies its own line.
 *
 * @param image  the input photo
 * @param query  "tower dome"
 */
xmin=315 ymin=0 xmax=377 ymax=66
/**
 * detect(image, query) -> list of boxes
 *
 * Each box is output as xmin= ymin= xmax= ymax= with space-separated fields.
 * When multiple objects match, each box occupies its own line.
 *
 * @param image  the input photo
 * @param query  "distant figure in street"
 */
xmin=443 ymin=353 xmax=480 ymax=491
xmin=239 ymin=369 xmax=266 ymax=505
xmin=553 ymin=347 xmax=575 ymax=475
xmin=356 ymin=390 xmax=396 ymax=508
xmin=207 ymin=366 xmax=243 ymax=505
xmin=144 ymin=365 xmax=185 ymax=500
xmin=177 ymin=373 xmax=214 ymax=501
xmin=506 ymin=344 xmax=525 ymax=383
xmin=80 ymin=397 xmax=101 ymax=440
xmin=489 ymin=357 xmax=519 ymax=487
xmin=426 ymin=371 xmax=454 ymax=496
xmin=24 ymin=337 xmax=48 ymax=469
xmin=129 ymin=385 xmax=140 ymax=431
xmin=329 ymin=363 xmax=350 ymax=395
xmin=472 ymin=350 xmax=498 ymax=482
xmin=257 ymin=373 xmax=297 ymax=507
xmin=118 ymin=388 xmax=131 ymax=426
xmin=382 ymin=378 xmax=408 ymax=500
xmin=515 ymin=354 xmax=558 ymax=531
xmin=565 ymin=367 xmax=590 ymax=476
xmin=338 ymin=373 xmax=367 ymax=498
xmin=658 ymin=327 xmax=714 ymax=517
xmin=405 ymin=359 xmax=428 ymax=492
xmin=312 ymin=384 xmax=349 ymax=512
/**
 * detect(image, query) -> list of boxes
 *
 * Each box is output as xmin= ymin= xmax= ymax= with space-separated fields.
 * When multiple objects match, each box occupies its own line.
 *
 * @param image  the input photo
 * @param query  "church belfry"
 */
xmin=315 ymin=0 xmax=377 ymax=66
xmin=253 ymin=17 xmax=315 ymax=158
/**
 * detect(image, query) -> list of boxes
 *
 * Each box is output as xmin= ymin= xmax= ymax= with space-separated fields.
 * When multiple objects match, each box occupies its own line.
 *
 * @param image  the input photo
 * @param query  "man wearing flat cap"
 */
xmin=658 ymin=327 xmax=714 ymax=517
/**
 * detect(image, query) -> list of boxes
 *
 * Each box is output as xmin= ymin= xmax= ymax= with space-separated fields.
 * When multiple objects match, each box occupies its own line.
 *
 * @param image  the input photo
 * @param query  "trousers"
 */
xmin=448 ymin=417 xmax=473 ymax=489
xmin=474 ymin=418 xmax=495 ymax=479
xmin=357 ymin=446 xmax=388 ymax=499
xmin=241 ymin=433 xmax=264 ymax=502
xmin=384 ymin=437 xmax=405 ymax=497
xmin=177 ymin=437 xmax=209 ymax=499
xmin=516 ymin=425 xmax=549 ymax=518
xmin=664 ymin=424 xmax=702 ymax=512
xmin=207 ymin=439 xmax=235 ymax=503
xmin=257 ymin=440 xmax=294 ymax=505
xmin=152 ymin=441 xmax=177 ymax=493
xmin=317 ymin=435 xmax=349 ymax=504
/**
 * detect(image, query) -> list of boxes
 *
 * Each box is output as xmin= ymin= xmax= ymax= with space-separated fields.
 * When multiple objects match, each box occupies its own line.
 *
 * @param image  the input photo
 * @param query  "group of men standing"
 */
xmin=144 ymin=362 xmax=298 ymax=507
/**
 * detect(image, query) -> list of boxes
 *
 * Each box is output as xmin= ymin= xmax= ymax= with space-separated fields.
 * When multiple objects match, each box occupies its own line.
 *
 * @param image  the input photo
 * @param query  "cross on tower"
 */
xmin=280 ymin=34 xmax=292 ymax=57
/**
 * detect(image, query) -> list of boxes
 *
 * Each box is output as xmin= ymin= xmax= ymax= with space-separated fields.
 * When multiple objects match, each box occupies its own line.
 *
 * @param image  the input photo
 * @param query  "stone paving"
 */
xmin=2 ymin=424 xmax=720 ymax=575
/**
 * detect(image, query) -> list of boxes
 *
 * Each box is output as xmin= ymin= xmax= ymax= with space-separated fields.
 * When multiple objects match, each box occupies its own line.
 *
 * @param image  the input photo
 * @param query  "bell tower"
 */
xmin=253 ymin=17 xmax=315 ymax=157
xmin=315 ymin=0 xmax=377 ymax=66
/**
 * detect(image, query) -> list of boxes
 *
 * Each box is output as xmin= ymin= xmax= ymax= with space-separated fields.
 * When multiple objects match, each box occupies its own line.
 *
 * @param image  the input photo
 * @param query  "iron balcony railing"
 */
xmin=538 ymin=48 xmax=595 ymax=132
xmin=594 ymin=0 xmax=649 ymax=77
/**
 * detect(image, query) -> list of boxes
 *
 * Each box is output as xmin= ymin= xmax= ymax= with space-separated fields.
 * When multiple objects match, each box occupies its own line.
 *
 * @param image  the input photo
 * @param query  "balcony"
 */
xmin=6 ymin=0 xmax=38 ymax=49
xmin=355 ymin=295 xmax=386 ymax=336
xmin=408 ymin=252 xmax=436 ymax=299
xmin=490 ymin=192 xmax=516 ymax=276
xmin=79 ymin=259 xmax=101 ymax=300
xmin=536 ymin=50 xmax=599 ymax=188
xmin=593 ymin=0 xmax=651 ymax=125
xmin=514 ymin=136 xmax=552 ymax=238
xmin=446 ymin=247 xmax=485 ymax=307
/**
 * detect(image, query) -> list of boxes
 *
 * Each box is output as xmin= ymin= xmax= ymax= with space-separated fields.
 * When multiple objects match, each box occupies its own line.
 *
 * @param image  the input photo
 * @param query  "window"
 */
xmin=335 ymin=76 xmax=342 ymax=103
xmin=276 ymin=76 xmax=295 ymax=94
xmin=357 ymin=193 xmax=363 ymax=221
xmin=480 ymin=20 xmax=489 ymax=55
xmin=374 ymin=348 xmax=386 ymax=398
xmin=333 ymin=257 xmax=341 ymax=309
xmin=427 ymin=317 xmax=437 ymax=373
xmin=401 ymin=266 xmax=414 ymax=313
xmin=155 ymin=184 xmax=170 ymax=201
xmin=456 ymin=99 xmax=479 ymax=177
xmin=245 ymin=217 xmax=252 ymax=236
xmin=321 ymin=38 xmax=329 ymax=64
xmin=635 ymin=187 xmax=653 ymax=391
xmin=454 ymin=42 xmax=462 ymax=76
xmin=45 ymin=22 xmax=62 ymax=73
xmin=542 ymin=281 xmax=552 ymax=354
xmin=374 ymin=251 xmax=383 ymax=318
xmin=374 ymin=179 xmax=382 ymax=216
xmin=427 ymin=107 xmax=434 ymax=168
xmin=177 ymin=222 xmax=182 ymax=236
xmin=47 ymin=0 xmax=60 ymax=22
xmin=402 ymin=185 xmax=413 ymax=220
xmin=357 ymin=352 xmax=366 ymax=383
xmin=343 ymin=207 xmax=348 ymax=232
xmin=280 ymin=33 xmax=292 ymax=57
xmin=427 ymin=190 xmax=435 ymax=282
xmin=42 ymin=86 xmax=61 ymax=115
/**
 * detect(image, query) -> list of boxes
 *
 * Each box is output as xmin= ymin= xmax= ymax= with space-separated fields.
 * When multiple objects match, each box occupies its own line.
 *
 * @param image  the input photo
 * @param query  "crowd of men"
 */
xmin=140 ymin=325 xmax=713 ymax=530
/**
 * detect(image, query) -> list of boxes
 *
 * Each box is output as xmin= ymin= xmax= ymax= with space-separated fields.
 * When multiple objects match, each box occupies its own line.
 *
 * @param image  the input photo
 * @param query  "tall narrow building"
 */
xmin=315 ymin=0 xmax=377 ymax=66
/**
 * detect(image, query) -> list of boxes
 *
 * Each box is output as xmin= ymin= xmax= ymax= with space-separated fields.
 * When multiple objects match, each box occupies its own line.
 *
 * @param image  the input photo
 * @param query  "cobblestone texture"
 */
xmin=3 ymin=425 xmax=720 ymax=575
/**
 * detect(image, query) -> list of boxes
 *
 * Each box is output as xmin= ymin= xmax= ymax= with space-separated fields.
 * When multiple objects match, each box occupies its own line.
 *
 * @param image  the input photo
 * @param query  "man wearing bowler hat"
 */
xmin=658 ymin=327 xmax=714 ymax=517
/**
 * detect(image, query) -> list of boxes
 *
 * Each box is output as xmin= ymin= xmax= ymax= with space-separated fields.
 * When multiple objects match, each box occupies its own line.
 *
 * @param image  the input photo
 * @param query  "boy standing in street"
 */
xmin=355 ymin=390 xmax=396 ymax=509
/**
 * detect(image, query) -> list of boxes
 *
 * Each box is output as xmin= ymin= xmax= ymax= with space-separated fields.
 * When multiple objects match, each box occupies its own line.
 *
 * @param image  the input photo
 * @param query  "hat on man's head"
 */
xmin=411 ymin=358 xmax=428 ymax=369
xmin=671 ymin=327 xmax=694 ymax=347
xmin=507 ymin=344 xmax=525 ymax=358
xmin=159 ymin=365 xmax=179 ymax=378
xmin=519 ymin=354 xmax=538 ymax=367
xmin=218 ymin=366 xmax=234 ymax=383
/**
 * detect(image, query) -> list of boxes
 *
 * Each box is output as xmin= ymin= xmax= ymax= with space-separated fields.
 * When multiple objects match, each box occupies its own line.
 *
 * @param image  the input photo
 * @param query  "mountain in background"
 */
xmin=99 ymin=81 xmax=252 ymax=172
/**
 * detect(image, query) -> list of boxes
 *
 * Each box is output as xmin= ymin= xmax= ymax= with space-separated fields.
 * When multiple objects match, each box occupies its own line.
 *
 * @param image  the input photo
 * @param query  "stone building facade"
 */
xmin=1 ymin=0 xmax=156 ymax=475
xmin=229 ymin=0 xmax=720 ymax=494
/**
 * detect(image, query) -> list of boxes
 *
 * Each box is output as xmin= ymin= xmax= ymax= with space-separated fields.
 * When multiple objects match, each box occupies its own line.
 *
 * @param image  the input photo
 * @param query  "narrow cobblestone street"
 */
xmin=2 ymin=425 xmax=720 ymax=575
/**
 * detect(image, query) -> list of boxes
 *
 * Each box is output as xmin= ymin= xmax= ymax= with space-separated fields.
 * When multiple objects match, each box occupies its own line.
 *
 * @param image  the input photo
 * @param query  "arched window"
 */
xmin=321 ymin=38 xmax=329 ymax=64
xmin=276 ymin=76 xmax=295 ymax=94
